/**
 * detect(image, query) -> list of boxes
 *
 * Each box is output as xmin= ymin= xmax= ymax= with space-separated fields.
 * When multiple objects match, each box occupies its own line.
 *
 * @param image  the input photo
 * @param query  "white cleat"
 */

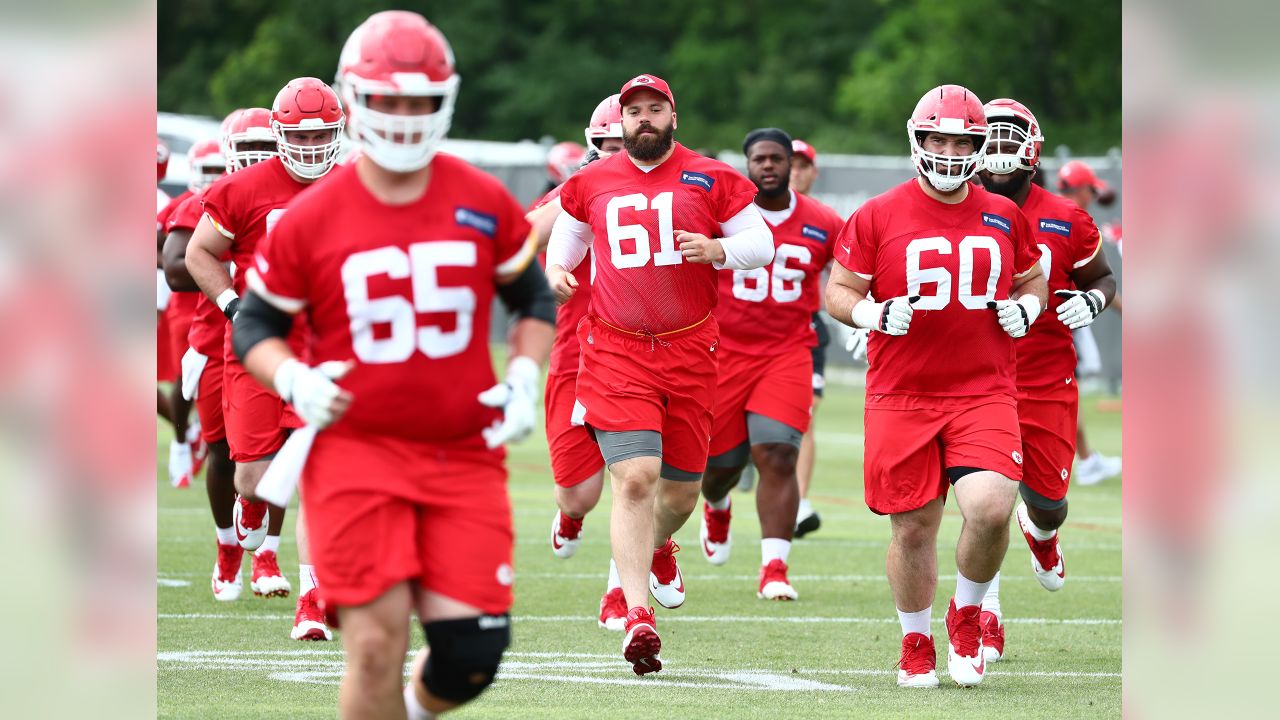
xmin=250 ymin=550 xmax=292 ymax=598
xmin=291 ymin=590 xmax=333 ymax=641
xmin=699 ymin=500 xmax=732 ymax=566
xmin=649 ymin=539 xmax=686 ymax=609
xmin=1075 ymin=451 xmax=1121 ymax=486
xmin=211 ymin=543 xmax=244 ymax=602
xmin=1016 ymin=503 xmax=1066 ymax=592
xmin=945 ymin=600 xmax=986 ymax=687
xmin=233 ymin=495 xmax=269 ymax=551
xmin=550 ymin=511 xmax=583 ymax=559
xmin=896 ymin=633 xmax=939 ymax=688
xmin=757 ymin=559 xmax=799 ymax=600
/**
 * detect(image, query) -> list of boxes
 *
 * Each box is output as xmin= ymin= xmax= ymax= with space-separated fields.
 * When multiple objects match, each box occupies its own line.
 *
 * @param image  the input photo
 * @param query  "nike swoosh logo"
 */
xmin=702 ymin=539 xmax=715 ymax=557
xmin=235 ymin=525 xmax=248 ymax=542
xmin=552 ymin=534 xmax=565 ymax=550
xmin=972 ymin=655 xmax=985 ymax=674
xmin=673 ymin=569 xmax=684 ymax=593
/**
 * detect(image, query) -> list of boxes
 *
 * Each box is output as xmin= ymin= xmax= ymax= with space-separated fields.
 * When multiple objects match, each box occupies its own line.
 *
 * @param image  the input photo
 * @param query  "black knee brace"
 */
xmin=421 ymin=614 xmax=510 ymax=703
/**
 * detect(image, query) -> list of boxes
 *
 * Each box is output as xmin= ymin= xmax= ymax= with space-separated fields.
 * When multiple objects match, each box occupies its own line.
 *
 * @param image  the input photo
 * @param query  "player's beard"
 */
xmin=979 ymin=168 xmax=1031 ymax=199
xmin=624 ymin=122 xmax=674 ymax=162
xmin=752 ymin=172 xmax=790 ymax=199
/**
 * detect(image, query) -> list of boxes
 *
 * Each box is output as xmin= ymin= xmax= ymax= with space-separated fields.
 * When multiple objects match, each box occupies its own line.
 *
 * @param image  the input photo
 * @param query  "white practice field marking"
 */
xmin=157 ymin=650 xmax=1120 ymax=689
xmin=157 ymin=577 xmax=191 ymax=587
xmin=159 ymin=613 xmax=1120 ymax=626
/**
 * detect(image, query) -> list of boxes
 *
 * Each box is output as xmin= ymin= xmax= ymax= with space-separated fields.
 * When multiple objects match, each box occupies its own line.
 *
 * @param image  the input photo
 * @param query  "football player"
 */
xmin=234 ymin=11 xmax=553 ymax=718
xmin=546 ymin=74 xmax=774 ymax=674
xmin=698 ymin=127 xmax=843 ymax=601
xmin=826 ymin=85 xmax=1047 ymax=688
xmin=976 ymin=99 xmax=1118 ymax=662
xmin=186 ymin=84 xmax=344 ymax=640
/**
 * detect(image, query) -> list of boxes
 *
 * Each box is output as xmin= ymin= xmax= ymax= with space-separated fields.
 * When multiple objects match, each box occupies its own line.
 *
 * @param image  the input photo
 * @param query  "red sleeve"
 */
xmin=712 ymin=170 xmax=758 ymax=223
xmin=245 ymin=206 xmax=307 ymax=313
xmin=166 ymin=195 xmax=203 ymax=233
xmin=199 ymin=177 xmax=238 ymax=239
xmin=532 ymin=184 xmax=562 ymax=211
xmin=833 ymin=204 xmax=877 ymax=276
xmin=1011 ymin=209 xmax=1042 ymax=277
xmin=1069 ymin=206 xmax=1103 ymax=269
xmin=492 ymin=183 xmax=537 ymax=277
xmin=557 ymin=174 xmax=586 ymax=223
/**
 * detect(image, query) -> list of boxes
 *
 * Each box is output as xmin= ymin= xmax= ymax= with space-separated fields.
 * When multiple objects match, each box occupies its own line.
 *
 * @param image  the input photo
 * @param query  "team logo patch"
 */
xmin=801 ymin=224 xmax=828 ymax=242
xmin=455 ymin=207 xmax=497 ymax=238
xmin=631 ymin=75 xmax=656 ymax=86
xmin=495 ymin=564 xmax=514 ymax=587
xmin=1061 ymin=468 xmax=1070 ymax=480
xmin=1039 ymin=218 xmax=1073 ymax=237
xmin=680 ymin=170 xmax=715 ymax=191
xmin=1011 ymin=450 xmax=1023 ymax=465
xmin=982 ymin=212 xmax=1012 ymax=234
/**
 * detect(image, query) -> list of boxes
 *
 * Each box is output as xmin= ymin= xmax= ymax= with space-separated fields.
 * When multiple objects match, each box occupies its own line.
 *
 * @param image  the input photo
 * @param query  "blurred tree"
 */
xmin=158 ymin=0 xmax=1119 ymax=154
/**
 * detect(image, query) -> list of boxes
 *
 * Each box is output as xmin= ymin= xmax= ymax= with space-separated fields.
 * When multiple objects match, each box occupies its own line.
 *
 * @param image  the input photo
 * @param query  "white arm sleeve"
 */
xmin=715 ymin=204 xmax=775 ymax=270
xmin=546 ymin=211 xmax=591 ymax=272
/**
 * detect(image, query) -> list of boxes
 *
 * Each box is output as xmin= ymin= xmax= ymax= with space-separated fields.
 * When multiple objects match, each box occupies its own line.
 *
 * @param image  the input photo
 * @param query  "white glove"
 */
xmin=157 ymin=268 xmax=172 ymax=311
xmin=845 ymin=328 xmax=870 ymax=361
xmin=851 ymin=295 xmax=920 ymax=336
xmin=479 ymin=356 xmax=541 ymax=449
xmin=987 ymin=296 xmax=1042 ymax=338
xmin=1054 ymin=289 xmax=1106 ymax=329
xmin=273 ymin=359 xmax=353 ymax=429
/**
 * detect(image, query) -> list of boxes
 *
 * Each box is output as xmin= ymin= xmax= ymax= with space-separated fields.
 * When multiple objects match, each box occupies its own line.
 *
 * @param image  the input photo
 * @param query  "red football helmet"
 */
xmin=336 ymin=10 xmax=459 ymax=172
xmin=584 ymin=94 xmax=623 ymax=151
xmin=546 ymin=142 xmax=585 ymax=184
xmin=157 ymin=140 xmax=170 ymax=182
xmin=271 ymin=77 xmax=345 ymax=179
xmin=186 ymin=139 xmax=225 ymax=192
xmin=225 ymin=108 xmax=276 ymax=172
xmin=218 ymin=108 xmax=244 ymax=158
xmin=906 ymin=84 xmax=989 ymax=191
xmin=982 ymin=98 xmax=1044 ymax=175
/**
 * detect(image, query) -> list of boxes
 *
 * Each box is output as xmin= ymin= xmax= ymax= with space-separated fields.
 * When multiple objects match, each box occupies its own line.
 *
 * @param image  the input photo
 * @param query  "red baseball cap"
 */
xmin=619 ymin=74 xmax=675 ymax=110
xmin=1057 ymin=160 xmax=1110 ymax=193
xmin=792 ymin=139 xmax=817 ymax=165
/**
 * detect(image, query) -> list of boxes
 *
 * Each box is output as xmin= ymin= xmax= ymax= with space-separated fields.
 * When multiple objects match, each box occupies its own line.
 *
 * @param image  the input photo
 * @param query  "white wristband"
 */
xmin=272 ymin=358 xmax=303 ymax=402
xmin=1016 ymin=294 xmax=1042 ymax=325
xmin=850 ymin=299 xmax=883 ymax=331
xmin=216 ymin=288 xmax=240 ymax=312
xmin=1087 ymin=288 xmax=1107 ymax=313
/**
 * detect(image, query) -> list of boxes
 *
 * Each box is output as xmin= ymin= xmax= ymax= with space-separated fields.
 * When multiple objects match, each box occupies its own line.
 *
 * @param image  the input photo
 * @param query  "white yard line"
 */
xmin=159 ymin=613 xmax=1120 ymax=625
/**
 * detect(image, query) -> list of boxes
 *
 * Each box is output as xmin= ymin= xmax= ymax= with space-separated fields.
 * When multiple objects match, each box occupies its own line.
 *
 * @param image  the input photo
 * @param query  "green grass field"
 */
xmin=157 ymin=367 xmax=1121 ymax=719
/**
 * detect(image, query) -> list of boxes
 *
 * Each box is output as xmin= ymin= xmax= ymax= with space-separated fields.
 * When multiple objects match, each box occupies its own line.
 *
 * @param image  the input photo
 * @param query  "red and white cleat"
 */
xmin=550 ymin=510 xmax=583 ymax=559
xmin=648 ymin=539 xmax=685 ymax=609
xmin=250 ymin=550 xmax=292 ymax=598
xmin=291 ymin=589 xmax=333 ymax=641
xmin=896 ymin=632 xmax=939 ymax=688
xmin=233 ymin=495 xmax=269 ymax=551
xmin=169 ymin=440 xmax=193 ymax=489
xmin=757 ymin=559 xmax=799 ymax=600
xmin=622 ymin=606 xmax=662 ymax=675
xmin=1017 ymin=503 xmax=1065 ymax=591
xmin=211 ymin=543 xmax=244 ymax=602
xmin=945 ymin=599 xmax=986 ymax=687
xmin=598 ymin=587 xmax=627 ymax=631
xmin=698 ymin=500 xmax=732 ymax=565
xmin=980 ymin=610 xmax=1005 ymax=663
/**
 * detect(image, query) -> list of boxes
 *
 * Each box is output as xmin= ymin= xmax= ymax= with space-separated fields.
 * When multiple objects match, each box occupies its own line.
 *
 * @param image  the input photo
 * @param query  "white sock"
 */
xmin=761 ymin=538 xmax=791 ymax=564
xmin=954 ymin=570 xmax=992 ymax=609
xmin=797 ymin=497 xmax=813 ymax=518
xmin=215 ymin=526 xmax=237 ymax=546
xmin=706 ymin=495 xmax=730 ymax=510
xmin=1027 ymin=517 xmax=1056 ymax=542
xmin=981 ymin=572 xmax=1002 ymax=617
xmin=897 ymin=607 xmax=931 ymax=637
xmin=256 ymin=535 xmax=281 ymax=556
xmin=404 ymin=683 xmax=435 ymax=720
xmin=607 ymin=558 xmax=621 ymax=591
xmin=299 ymin=564 xmax=318 ymax=596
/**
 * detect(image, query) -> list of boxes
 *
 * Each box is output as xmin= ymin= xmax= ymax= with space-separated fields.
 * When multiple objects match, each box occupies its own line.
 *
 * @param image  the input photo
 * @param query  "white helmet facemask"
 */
xmin=908 ymin=125 xmax=988 ymax=192
xmin=341 ymin=74 xmax=459 ymax=173
xmin=981 ymin=121 xmax=1042 ymax=175
xmin=273 ymin=119 xmax=345 ymax=179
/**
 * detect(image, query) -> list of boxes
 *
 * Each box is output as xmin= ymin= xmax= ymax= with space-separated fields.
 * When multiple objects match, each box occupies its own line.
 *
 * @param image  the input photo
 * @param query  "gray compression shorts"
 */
xmin=594 ymin=429 xmax=701 ymax=481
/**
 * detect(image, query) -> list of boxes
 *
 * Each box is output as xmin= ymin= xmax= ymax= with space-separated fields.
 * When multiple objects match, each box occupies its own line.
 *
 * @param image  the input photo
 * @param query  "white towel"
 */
xmin=257 ymin=425 xmax=317 ymax=507
xmin=180 ymin=348 xmax=208 ymax=401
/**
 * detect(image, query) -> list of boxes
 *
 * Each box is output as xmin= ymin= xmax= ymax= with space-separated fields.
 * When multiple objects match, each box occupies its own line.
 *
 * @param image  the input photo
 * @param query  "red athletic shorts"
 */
xmin=222 ymin=335 xmax=302 ymax=462
xmin=195 ymin=349 xmax=226 ymax=443
xmin=544 ymin=371 xmax=604 ymax=487
xmin=1016 ymin=380 xmax=1079 ymax=503
xmin=709 ymin=344 xmax=813 ymax=456
xmin=862 ymin=394 xmax=1023 ymax=515
xmin=166 ymin=292 xmax=198 ymax=373
xmin=302 ymin=430 xmax=514 ymax=613
xmin=157 ymin=312 xmax=175 ymax=383
xmin=574 ymin=314 xmax=719 ymax=475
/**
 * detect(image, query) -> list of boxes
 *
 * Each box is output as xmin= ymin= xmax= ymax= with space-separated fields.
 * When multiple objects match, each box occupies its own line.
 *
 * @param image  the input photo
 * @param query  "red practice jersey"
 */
xmin=834 ymin=179 xmax=1040 ymax=398
xmin=1013 ymin=183 xmax=1103 ymax=388
xmin=201 ymin=157 xmax=314 ymax=356
xmin=715 ymin=191 xmax=843 ymax=353
xmin=167 ymin=190 xmax=227 ymax=356
xmin=247 ymin=154 xmax=536 ymax=448
xmin=157 ymin=190 xmax=192 ymax=235
xmin=535 ymin=184 xmax=594 ymax=376
xmin=557 ymin=142 xmax=757 ymax=334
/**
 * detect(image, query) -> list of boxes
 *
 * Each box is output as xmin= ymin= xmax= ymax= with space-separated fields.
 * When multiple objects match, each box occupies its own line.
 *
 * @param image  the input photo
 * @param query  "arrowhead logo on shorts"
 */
xmin=495 ymin=563 xmax=514 ymax=586
xmin=1011 ymin=450 xmax=1023 ymax=465
xmin=1061 ymin=468 xmax=1069 ymax=480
